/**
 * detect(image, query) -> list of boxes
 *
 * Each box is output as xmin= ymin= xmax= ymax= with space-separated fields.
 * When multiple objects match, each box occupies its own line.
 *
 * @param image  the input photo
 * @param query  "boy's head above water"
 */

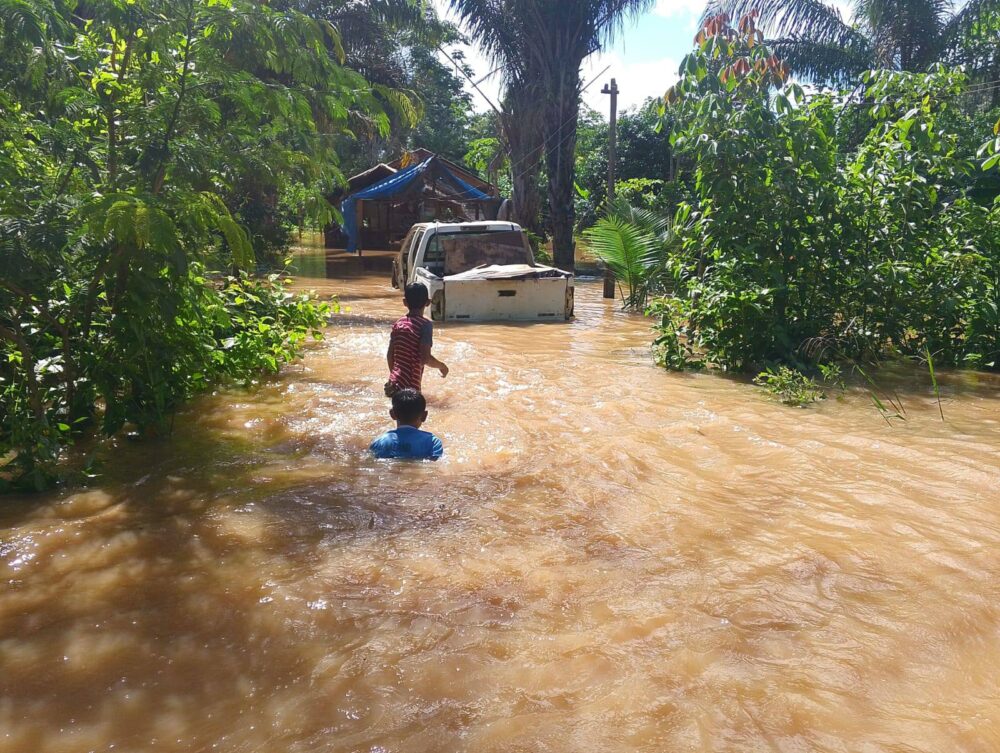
xmin=390 ymin=388 xmax=428 ymax=428
xmin=404 ymin=283 xmax=429 ymax=311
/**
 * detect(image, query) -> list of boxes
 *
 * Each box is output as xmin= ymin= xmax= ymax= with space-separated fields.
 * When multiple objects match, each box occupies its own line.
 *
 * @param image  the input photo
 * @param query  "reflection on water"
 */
xmin=3 ymin=247 xmax=1000 ymax=753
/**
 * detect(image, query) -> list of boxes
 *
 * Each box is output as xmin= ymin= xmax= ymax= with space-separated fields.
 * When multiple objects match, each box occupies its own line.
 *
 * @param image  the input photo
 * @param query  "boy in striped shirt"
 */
xmin=384 ymin=283 xmax=448 ymax=397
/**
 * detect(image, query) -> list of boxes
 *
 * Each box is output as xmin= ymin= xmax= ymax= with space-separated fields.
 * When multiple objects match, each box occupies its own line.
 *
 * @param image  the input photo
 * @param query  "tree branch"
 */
xmin=152 ymin=0 xmax=197 ymax=195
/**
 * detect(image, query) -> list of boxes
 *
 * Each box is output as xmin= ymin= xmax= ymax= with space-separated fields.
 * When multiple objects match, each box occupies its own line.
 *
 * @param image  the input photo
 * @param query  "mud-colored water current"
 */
xmin=3 ymin=248 xmax=1000 ymax=753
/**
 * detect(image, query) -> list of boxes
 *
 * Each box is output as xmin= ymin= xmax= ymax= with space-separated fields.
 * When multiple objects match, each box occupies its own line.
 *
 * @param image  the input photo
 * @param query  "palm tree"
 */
xmin=449 ymin=0 xmax=654 ymax=270
xmin=438 ymin=0 xmax=546 ymax=237
xmin=703 ymin=0 xmax=1000 ymax=89
xmin=501 ymin=80 xmax=547 ymax=239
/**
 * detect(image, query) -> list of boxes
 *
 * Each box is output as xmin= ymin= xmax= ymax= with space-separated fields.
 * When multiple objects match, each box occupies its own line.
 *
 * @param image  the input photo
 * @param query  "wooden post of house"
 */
xmin=355 ymin=200 xmax=364 ymax=257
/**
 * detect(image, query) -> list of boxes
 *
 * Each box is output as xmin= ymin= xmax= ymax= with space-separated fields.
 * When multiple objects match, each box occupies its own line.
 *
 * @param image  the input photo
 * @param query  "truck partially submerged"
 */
xmin=391 ymin=221 xmax=574 ymax=322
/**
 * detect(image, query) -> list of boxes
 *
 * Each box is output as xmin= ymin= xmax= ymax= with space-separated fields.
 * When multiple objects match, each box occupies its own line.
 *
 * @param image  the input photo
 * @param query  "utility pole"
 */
xmin=601 ymin=78 xmax=619 ymax=299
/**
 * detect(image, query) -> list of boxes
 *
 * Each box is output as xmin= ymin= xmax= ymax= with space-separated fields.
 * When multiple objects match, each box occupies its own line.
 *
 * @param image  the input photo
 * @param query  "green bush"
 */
xmin=754 ymin=367 xmax=826 ymax=407
xmin=0 ymin=0 xmax=381 ymax=490
xmin=643 ymin=16 xmax=1000 ymax=375
xmin=0 ymin=261 xmax=331 ymax=492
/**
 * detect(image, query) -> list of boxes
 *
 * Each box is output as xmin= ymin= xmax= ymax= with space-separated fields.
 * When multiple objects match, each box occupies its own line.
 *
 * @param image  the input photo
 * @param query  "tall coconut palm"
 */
xmin=441 ymin=0 xmax=546 ymax=237
xmin=501 ymin=80 xmax=547 ymax=238
xmin=449 ymin=0 xmax=654 ymax=270
xmin=703 ymin=0 xmax=1000 ymax=88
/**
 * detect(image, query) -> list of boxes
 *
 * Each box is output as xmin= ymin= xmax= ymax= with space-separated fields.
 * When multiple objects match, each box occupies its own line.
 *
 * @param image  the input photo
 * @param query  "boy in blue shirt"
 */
xmin=369 ymin=389 xmax=443 ymax=460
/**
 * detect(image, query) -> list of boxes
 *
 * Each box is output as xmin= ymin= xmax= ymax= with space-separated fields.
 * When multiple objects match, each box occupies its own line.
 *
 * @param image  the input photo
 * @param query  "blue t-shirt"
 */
xmin=369 ymin=425 xmax=443 ymax=460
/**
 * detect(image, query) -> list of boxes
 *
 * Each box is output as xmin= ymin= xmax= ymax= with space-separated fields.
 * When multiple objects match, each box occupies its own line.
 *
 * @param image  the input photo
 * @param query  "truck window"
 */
xmin=398 ymin=226 xmax=419 ymax=279
xmin=423 ymin=235 xmax=445 ymax=276
xmin=439 ymin=230 xmax=533 ymax=276
xmin=407 ymin=229 xmax=425 ymax=279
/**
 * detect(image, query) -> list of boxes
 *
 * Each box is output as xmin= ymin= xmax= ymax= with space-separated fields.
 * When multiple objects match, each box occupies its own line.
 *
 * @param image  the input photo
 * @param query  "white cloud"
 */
xmin=581 ymin=51 xmax=679 ymax=115
xmin=654 ymin=0 xmax=708 ymax=18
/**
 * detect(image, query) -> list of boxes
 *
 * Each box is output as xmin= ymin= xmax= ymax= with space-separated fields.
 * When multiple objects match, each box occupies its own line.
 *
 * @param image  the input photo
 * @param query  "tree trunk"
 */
xmin=544 ymin=69 xmax=580 ymax=272
xmin=502 ymin=91 xmax=544 ymax=237
xmin=511 ymin=152 xmax=543 ymax=234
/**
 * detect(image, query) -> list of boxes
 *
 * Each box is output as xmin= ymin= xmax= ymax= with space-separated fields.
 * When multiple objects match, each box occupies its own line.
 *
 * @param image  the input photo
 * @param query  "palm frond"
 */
xmin=940 ymin=0 xmax=1000 ymax=51
xmin=583 ymin=214 xmax=662 ymax=309
xmin=702 ymin=0 xmax=857 ymax=45
xmin=857 ymin=0 xmax=953 ymax=68
xmin=590 ymin=0 xmax=656 ymax=49
xmin=771 ymin=36 xmax=874 ymax=83
xmin=373 ymin=83 xmax=422 ymax=127
xmin=446 ymin=0 xmax=519 ymax=73
xmin=606 ymin=196 xmax=671 ymax=238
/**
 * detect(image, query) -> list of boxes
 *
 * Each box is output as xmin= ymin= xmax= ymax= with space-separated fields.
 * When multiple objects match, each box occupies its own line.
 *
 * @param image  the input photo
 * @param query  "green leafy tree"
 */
xmin=640 ymin=13 xmax=1000 ymax=373
xmin=292 ymin=0 xmax=478 ymax=173
xmin=662 ymin=14 xmax=842 ymax=369
xmin=407 ymin=44 xmax=476 ymax=162
xmin=0 ymin=0 xmax=386 ymax=488
xmin=574 ymin=100 xmax=678 ymax=229
xmin=464 ymin=114 xmax=514 ymax=197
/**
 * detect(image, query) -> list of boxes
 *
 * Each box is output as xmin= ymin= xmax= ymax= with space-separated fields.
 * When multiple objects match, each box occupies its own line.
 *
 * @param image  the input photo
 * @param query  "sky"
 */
xmin=431 ymin=0 xmax=857 ymax=118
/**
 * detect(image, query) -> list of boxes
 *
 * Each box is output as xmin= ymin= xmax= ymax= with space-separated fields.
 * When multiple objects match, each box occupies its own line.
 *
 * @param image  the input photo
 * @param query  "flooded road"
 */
xmin=3 ymin=249 xmax=1000 ymax=752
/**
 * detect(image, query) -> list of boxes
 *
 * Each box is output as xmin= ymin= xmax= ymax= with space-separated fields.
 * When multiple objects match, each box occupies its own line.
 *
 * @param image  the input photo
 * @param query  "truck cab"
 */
xmin=391 ymin=221 xmax=574 ymax=322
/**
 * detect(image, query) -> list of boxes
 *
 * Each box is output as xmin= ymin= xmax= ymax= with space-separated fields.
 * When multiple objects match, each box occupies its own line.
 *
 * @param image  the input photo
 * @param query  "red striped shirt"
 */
xmin=389 ymin=314 xmax=432 ymax=391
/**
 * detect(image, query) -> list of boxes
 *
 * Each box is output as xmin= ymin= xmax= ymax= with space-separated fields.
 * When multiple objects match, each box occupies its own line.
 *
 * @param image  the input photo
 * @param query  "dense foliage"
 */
xmin=574 ymin=103 xmax=678 ymax=230
xmin=295 ymin=0 xmax=477 ymax=174
xmin=587 ymin=14 xmax=1000 ymax=379
xmin=0 ymin=0 xmax=391 ymax=489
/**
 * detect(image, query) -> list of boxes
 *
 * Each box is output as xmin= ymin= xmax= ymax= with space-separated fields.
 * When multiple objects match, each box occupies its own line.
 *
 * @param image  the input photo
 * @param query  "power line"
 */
xmin=436 ymin=43 xmax=503 ymax=117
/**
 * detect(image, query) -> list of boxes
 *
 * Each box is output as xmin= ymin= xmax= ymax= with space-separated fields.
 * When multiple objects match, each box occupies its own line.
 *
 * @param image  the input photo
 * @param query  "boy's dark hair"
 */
xmin=404 ymin=283 xmax=429 ymax=309
xmin=392 ymin=388 xmax=426 ymax=422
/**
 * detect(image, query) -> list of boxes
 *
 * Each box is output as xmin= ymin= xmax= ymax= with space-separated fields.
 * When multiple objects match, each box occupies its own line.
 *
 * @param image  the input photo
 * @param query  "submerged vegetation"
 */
xmin=754 ymin=364 xmax=846 ymax=407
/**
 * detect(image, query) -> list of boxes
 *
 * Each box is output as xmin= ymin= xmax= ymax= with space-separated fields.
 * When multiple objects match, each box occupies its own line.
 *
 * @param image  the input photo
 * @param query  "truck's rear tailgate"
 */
xmin=442 ymin=276 xmax=571 ymax=321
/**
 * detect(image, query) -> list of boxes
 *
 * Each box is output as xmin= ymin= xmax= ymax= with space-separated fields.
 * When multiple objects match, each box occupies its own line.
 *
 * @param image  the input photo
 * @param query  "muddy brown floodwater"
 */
xmin=4 ymin=247 xmax=1000 ymax=753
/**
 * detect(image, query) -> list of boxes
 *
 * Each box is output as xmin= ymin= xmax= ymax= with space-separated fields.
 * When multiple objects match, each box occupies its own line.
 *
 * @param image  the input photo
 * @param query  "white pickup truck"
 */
xmin=391 ymin=221 xmax=574 ymax=322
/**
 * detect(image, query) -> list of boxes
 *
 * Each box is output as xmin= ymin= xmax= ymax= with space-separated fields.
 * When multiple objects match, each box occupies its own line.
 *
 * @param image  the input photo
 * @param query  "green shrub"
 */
xmin=0 ymin=266 xmax=331 ymax=492
xmin=754 ymin=367 xmax=826 ymax=407
xmin=644 ymin=15 xmax=1000 ymax=375
xmin=0 ymin=0 xmax=381 ymax=490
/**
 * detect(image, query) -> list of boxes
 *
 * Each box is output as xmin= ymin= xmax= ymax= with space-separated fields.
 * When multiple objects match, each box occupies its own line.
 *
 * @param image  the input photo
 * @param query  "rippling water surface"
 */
xmin=3 ymin=246 xmax=1000 ymax=753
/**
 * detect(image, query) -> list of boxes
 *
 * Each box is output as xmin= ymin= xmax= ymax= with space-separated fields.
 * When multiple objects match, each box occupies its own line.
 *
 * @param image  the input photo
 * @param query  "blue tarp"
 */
xmin=340 ymin=157 xmax=492 ymax=253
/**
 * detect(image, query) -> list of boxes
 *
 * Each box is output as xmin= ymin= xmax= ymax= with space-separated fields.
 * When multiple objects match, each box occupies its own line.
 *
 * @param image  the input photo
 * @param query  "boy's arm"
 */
xmin=420 ymin=320 xmax=448 ymax=377
xmin=386 ymin=336 xmax=395 ymax=370
xmin=421 ymin=342 xmax=448 ymax=377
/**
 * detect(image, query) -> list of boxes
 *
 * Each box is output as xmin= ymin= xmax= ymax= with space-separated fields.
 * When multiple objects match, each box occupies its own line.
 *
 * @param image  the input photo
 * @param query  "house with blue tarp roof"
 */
xmin=324 ymin=149 xmax=503 ymax=253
